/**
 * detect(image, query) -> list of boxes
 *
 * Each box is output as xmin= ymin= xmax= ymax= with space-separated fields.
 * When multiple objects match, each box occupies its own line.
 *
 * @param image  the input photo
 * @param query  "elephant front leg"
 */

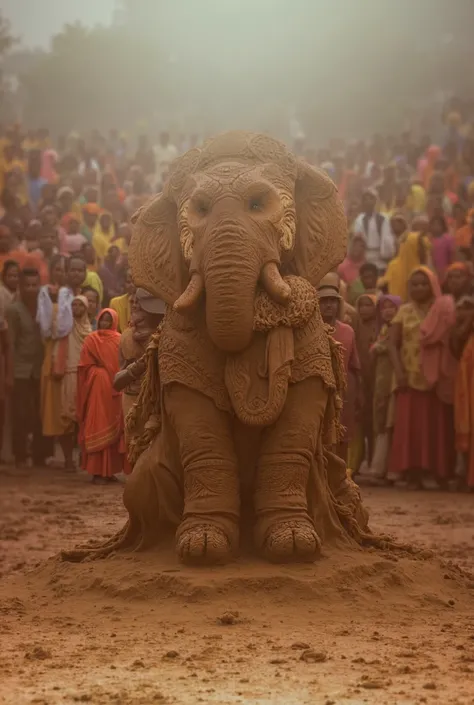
xmin=164 ymin=383 xmax=240 ymax=565
xmin=254 ymin=376 xmax=327 ymax=563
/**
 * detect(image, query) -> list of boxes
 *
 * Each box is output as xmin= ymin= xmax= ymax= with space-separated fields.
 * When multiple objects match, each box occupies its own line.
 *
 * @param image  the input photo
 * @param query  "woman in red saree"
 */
xmin=77 ymin=308 xmax=125 ymax=483
xmin=388 ymin=266 xmax=456 ymax=487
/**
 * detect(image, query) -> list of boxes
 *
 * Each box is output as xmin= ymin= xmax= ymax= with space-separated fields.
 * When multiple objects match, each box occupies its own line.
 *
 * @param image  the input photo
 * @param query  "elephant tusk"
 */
xmin=261 ymin=262 xmax=291 ymax=305
xmin=173 ymin=272 xmax=204 ymax=313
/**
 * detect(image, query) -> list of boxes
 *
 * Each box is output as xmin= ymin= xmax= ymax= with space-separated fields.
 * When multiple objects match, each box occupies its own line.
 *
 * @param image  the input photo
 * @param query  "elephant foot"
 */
xmin=176 ymin=524 xmax=234 ymax=566
xmin=261 ymin=520 xmax=321 ymax=563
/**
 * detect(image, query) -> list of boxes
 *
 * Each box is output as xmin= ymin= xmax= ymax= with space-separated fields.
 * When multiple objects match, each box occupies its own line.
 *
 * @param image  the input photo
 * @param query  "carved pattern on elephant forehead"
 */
xmin=248 ymin=134 xmax=297 ymax=177
xmin=167 ymin=131 xmax=298 ymax=196
xmin=167 ymin=148 xmax=201 ymax=197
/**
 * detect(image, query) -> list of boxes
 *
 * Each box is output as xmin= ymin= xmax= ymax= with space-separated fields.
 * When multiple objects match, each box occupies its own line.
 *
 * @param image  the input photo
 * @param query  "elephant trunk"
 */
xmin=203 ymin=225 xmax=260 ymax=353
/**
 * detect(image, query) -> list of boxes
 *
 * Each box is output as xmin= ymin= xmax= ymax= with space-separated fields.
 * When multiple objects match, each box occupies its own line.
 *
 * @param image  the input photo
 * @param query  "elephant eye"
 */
xmin=249 ymin=196 xmax=264 ymax=212
xmin=194 ymin=200 xmax=209 ymax=216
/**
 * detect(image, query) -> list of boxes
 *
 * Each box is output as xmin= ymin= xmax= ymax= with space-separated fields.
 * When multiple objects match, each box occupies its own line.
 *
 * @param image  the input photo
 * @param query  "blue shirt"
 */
xmin=28 ymin=177 xmax=47 ymax=210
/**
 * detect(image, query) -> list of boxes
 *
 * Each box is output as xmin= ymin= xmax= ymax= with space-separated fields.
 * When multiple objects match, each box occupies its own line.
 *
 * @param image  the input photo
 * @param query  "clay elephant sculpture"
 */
xmin=64 ymin=131 xmax=373 ymax=566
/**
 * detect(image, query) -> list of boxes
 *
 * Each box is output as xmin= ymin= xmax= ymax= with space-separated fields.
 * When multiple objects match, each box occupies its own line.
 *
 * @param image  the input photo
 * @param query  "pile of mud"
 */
xmin=9 ymin=543 xmax=474 ymax=612
xmin=2 ymin=546 xmax=474 ymax=705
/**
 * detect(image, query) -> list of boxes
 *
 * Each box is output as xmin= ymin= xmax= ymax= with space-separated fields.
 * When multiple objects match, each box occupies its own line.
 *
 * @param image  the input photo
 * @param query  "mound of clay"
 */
xmin=17 ymin=545 xmax=473 ymax=613
xmin=2 ymin=545 xmax=473 ymax=705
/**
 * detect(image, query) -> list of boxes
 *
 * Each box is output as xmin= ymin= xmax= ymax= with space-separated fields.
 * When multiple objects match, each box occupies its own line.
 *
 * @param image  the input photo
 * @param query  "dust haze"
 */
xmin=4 ymin=0 xmax=474 ymax=140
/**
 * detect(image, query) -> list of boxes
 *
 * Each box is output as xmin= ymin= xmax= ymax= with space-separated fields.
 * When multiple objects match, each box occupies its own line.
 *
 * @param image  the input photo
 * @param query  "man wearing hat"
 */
xmin=114 ymin=289 xmax=166 ymax=446
xmin=317 ymin=281 xmax=362 ymax=464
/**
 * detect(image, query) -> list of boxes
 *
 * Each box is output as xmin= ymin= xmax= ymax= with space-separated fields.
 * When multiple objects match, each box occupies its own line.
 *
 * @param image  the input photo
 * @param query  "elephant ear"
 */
xmin=292 ymin=161 xmax=347 ymax=287
xmin=129 ymin=193 xmax=186 ymax=305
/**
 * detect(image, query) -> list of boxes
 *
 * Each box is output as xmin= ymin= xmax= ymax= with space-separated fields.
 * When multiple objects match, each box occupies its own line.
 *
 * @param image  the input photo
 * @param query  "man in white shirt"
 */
xmin=153 ymin=131 xmax=178 ymax=188
xmin=351 ymin=190 xmax=395 ymax=274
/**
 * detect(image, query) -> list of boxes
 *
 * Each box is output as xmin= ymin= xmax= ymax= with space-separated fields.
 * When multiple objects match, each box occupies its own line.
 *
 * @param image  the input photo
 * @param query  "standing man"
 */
xmin=352 ymin=190 xmax=396 ymax=274
xmin=6 ymin=267 xmax=51 ymax=467
xmin=317 ymin=282 xmax=362 ymax=464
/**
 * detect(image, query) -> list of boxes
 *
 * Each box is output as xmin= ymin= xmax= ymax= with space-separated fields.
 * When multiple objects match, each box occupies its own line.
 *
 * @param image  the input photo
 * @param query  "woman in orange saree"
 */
xmin=77 ymin=308 xmax=125 ymax=483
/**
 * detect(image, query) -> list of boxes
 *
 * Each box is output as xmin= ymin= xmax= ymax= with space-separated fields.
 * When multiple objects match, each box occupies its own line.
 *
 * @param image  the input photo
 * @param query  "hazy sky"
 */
xmin=3 ymin=0 xmax=115 ymax=48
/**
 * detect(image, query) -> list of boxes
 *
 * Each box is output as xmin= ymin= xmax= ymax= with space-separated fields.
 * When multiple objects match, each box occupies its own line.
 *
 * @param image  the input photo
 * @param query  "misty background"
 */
xmin=1 ymin=0 xmax=474 ymax=144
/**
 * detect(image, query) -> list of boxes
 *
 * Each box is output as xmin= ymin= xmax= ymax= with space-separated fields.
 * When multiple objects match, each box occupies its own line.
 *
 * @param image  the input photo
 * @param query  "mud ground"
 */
xmin=1 ymin=464 xmax=474 ymax=705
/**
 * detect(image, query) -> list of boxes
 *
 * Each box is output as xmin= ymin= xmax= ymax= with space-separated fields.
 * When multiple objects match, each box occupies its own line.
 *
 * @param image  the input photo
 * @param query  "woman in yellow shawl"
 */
xmin=109 ymin=268 xmax=135 ymax=332
xmin=92 ymin=211 xmax=128 ymax=265
xmin=92 ymin=211 xmax=116 ymax=264
xmin=379 ymin=214 xmax=432 ymax=301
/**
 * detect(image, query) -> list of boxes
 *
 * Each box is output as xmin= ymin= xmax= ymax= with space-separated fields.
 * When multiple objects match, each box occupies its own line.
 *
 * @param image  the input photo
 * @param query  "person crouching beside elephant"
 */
xmin=64 ymin=131 xmax=374 ymax=567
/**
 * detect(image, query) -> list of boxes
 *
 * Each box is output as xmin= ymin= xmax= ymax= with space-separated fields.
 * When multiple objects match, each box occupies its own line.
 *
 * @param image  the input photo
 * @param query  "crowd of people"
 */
xmin=2 ymin=113 xmax=474 ymax=491
xmin=0 ymin=124 xmax=174 ymax=482
xmin=315 ymin=111 xmax=474 ymax=491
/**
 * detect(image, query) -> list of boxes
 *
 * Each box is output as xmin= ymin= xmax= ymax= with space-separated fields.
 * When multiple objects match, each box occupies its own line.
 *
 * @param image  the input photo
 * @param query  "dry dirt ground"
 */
xmin=1 ymin=464 xmax=474 ymax=705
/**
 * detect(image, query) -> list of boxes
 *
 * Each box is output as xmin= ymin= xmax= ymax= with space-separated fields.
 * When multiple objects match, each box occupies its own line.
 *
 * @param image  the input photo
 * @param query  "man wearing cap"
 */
xmin=351 ymin=190 xmax=395 ymax=274
xmin=114 ymin=288 xmax=166 ymax=445
xmin=317 ymin=282 xmax=362 ymax=464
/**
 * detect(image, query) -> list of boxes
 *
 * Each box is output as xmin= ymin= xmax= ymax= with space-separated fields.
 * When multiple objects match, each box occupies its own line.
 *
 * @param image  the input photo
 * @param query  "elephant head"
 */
xmin=129 ymin=131 xmax=347 ymax=353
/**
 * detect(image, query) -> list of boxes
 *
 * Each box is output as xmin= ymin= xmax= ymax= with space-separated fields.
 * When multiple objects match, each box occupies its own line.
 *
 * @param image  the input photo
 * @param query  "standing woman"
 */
xmin=37 ymin=255 xmax=73 ymax=466
xmin=53 ymin=296 xmax=91 ymax=469
xmin=77 ymin=308 xmax=125 ymax=483
xmin=388 ymin=267 xmax=456 ymax=487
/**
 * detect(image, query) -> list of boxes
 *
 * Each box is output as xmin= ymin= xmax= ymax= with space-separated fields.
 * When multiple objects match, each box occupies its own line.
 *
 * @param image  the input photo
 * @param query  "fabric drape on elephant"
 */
xmin=125 ymin=327 xmax=163 ymax=467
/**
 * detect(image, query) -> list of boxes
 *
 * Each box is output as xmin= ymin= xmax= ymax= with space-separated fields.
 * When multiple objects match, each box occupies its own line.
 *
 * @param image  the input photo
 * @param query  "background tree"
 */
xmin=12 ymin=0 xmax=474 ymax=142
xmin=0 ymin=10 xmax=17 ymax=123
